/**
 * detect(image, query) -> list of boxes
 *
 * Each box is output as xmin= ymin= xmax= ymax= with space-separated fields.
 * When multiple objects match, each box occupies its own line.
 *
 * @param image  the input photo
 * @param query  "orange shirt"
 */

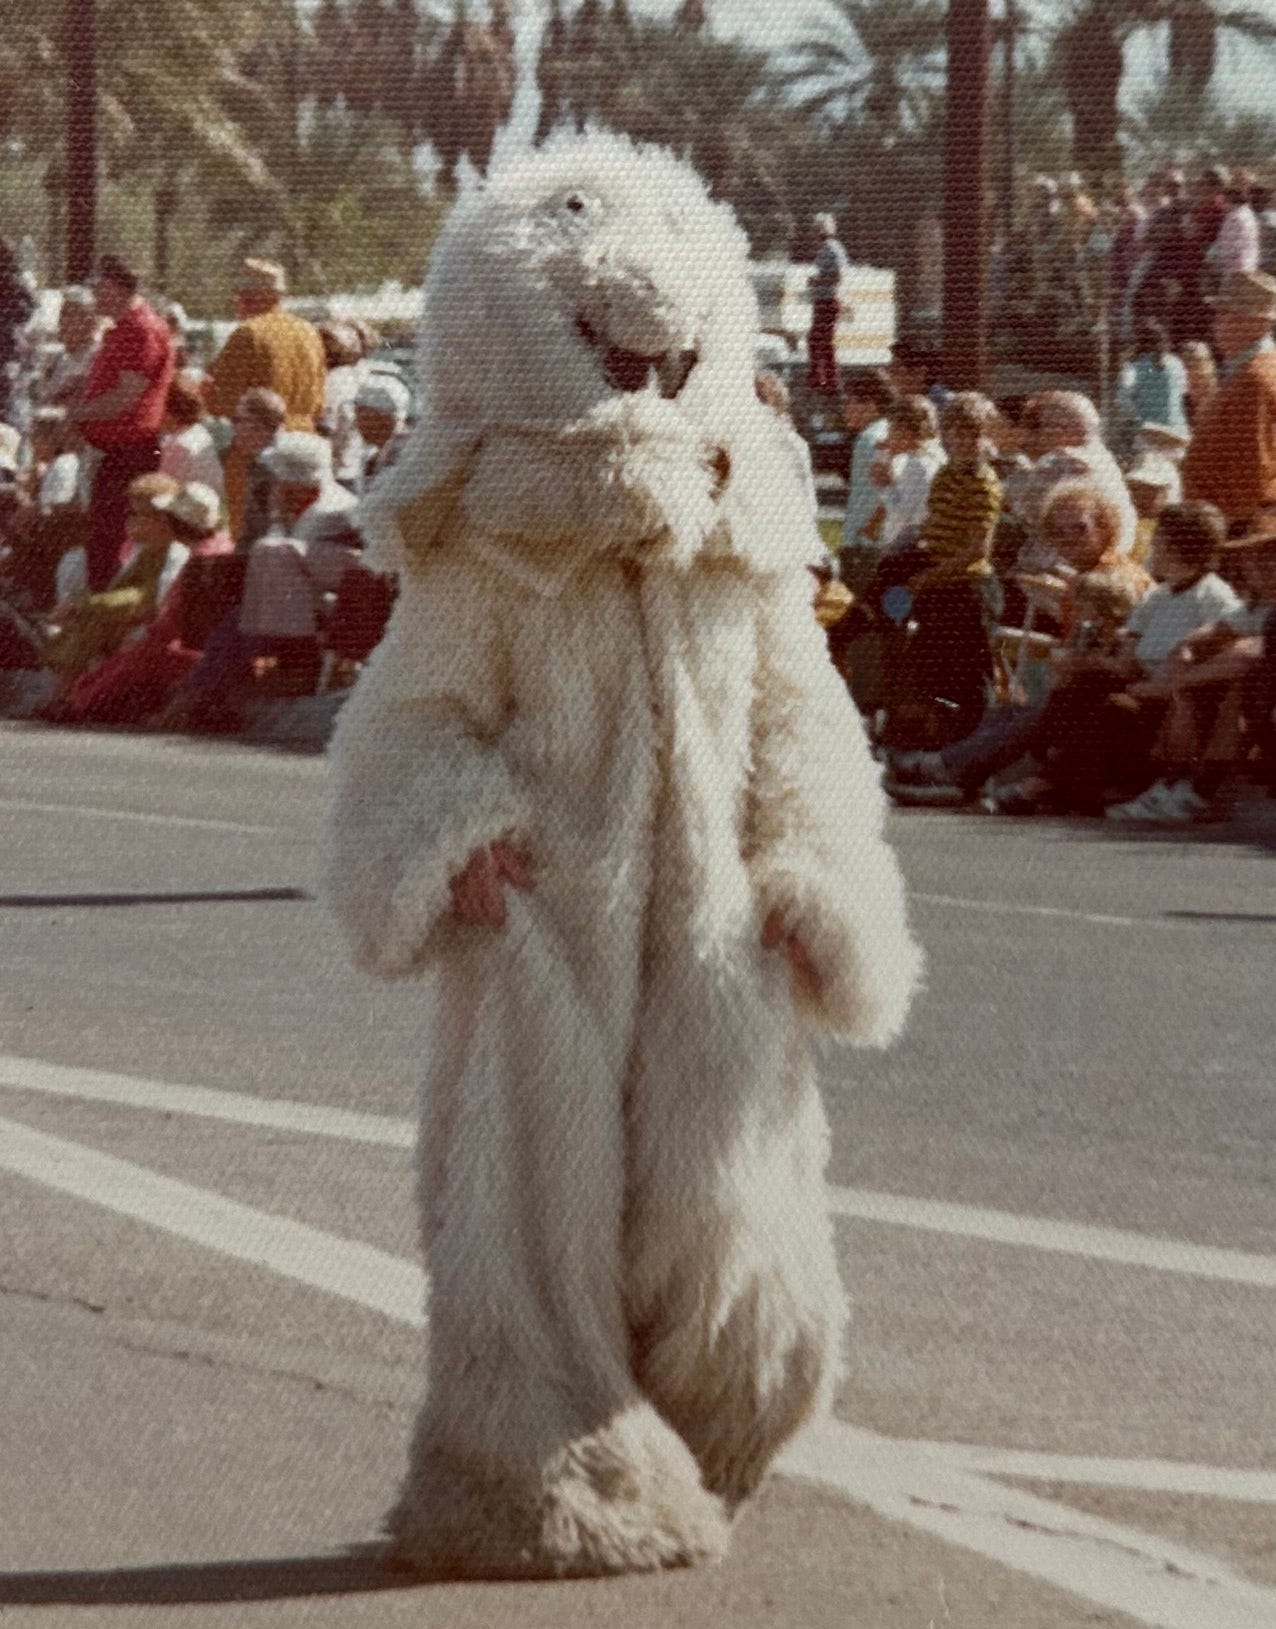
xmin=1182 ymin=348 xmax=1276 ymax=523
xmin=204 ymin=306 xmax=326 ymax=430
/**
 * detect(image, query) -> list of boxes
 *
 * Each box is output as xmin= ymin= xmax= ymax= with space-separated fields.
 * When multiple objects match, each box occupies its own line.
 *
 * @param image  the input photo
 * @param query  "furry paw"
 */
xmin=383 ymin=1405 xmax=730 ymax=1579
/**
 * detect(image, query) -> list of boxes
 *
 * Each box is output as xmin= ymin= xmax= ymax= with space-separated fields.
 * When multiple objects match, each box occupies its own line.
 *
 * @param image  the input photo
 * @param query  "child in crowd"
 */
xmin=1125 ymin=453 xmax=1179 ymax=561
xmin=871 ymin=393 xmax=945 ymax=548
xmin=838 ymin=366 xmax=895 ymax=581
xmin=848 ymin=395 xmax=1003 ymax=749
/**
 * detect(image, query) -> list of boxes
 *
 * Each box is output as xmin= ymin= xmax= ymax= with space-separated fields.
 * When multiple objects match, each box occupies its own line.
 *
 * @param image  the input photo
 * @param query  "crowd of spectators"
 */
xmin=816 ymin=162 xmax=1276 ymax=825
xmin=0 ymin=248 xmax=409 ymax=734
xmin=1 ymin=167 xmax=1274 ymax=830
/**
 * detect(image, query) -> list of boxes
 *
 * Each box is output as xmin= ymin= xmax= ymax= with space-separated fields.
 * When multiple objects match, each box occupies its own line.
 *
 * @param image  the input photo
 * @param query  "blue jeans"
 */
xmin=939 ymin=702 xmax=1046 ymax=790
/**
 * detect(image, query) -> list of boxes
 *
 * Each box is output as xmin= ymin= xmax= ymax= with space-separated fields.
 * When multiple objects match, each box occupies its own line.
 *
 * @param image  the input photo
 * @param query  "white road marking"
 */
xmin=780 ymin=1426 xmax=1276 ymax=1629
xmin=0 ymin=1055 xmax=414 ymax=1149
xmin=913 ymin=1443 xmax=1276 ymax=1503
xmin=0 ymin=796 xmax=285 ymax=837
xmin=916 ymin=891 xmax=1142 ymax=929
xmin=0 ymin=1117 xmax=422 ymax=1327
xmin=3 ymin=1119 xmax=1273 ymax=1629
xmin=826 ymin=1185 xmax=1276 ymax=1291
xmin=5 ymin=1052 xmax=1275 ymax=1291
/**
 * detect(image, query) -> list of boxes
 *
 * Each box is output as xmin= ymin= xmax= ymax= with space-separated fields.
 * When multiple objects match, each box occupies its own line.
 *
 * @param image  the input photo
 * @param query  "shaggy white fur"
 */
xmin=321 ymin=129 xmax=922 ymax=1580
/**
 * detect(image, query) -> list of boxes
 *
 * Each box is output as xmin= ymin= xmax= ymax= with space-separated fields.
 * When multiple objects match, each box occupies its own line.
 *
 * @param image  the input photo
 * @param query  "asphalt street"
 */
xmin=0 ymin=719 xmax=1274 ymax=1629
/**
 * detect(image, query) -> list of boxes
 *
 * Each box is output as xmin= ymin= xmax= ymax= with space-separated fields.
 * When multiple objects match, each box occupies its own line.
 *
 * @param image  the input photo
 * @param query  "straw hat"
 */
xmin=238 ymin=258 xmax=287 ymax=297
xmin=154 ymin=481 xmax=222 ymax=535
xmin=1205 ymin=269 xmax=1276 ymax=319
xmin=260 ymin=430 xmax=333 ymax=486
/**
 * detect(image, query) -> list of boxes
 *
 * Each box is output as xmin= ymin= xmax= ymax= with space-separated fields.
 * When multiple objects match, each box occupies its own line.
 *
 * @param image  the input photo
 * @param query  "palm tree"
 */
xmin=1048 ymin=1 xmax=1276 ymax=174
xmin=0 ymin=0 xmax=287 ymax=279
xmin=778 ymin=0 xmax=946 ymax=139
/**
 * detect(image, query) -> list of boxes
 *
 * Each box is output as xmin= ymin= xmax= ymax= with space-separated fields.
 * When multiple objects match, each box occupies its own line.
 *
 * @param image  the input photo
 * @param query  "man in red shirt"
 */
xmin=69 ymin=255 xmax=176 ymax=589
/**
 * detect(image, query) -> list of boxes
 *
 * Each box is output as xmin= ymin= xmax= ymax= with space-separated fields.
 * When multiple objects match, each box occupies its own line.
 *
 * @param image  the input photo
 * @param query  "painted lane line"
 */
xmin=780 ymin=1426 xmax=1276 ymax=1629
xmin=915 ymin=891 xmax=1142 ymax=929
xmin=826 ymin=1186 xmax=1276 ymax=1292
xmin=911 ymin=1444 xmax=1276 ymax=1503
xmin=0 ymin=796 xmax=286 ymax=837
xmin=0 ymin=1118 xmax=422 ymax=1328
xmin=3 ymin=1122 xmax=1273 ymax=1629
xmin=4 ymin=1052 xmax=1275 ymax=1292
xmin=0 ymin=1055 xmax=414 ymax=1149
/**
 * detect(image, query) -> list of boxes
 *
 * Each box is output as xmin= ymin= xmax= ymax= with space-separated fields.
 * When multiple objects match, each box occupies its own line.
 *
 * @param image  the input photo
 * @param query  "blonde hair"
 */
xmin=1042 ymin=478 xmax=1124 ymax=557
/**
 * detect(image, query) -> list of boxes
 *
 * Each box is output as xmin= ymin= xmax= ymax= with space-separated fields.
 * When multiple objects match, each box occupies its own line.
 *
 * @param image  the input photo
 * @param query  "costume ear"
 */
xmin=356 ymin=425 xmax=483 ymax=574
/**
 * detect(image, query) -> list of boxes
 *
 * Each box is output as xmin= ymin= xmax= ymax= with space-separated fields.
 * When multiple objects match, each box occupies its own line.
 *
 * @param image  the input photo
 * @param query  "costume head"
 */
xmin=359 ymin=130 xmax=812 ymax=580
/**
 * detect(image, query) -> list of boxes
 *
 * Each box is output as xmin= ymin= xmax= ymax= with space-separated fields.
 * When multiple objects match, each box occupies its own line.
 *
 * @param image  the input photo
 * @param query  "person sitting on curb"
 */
xmin=38 ymin=472 xmax=189 ymax=715
xmin=58 ymin=481 xmax=234 ymax=727
xmin=885 ymin=480 xmax=1152 ymax=813
xmin=151 ymin=432 xmax=360 ymax=732
xmin=1106 ymin=512 xmax=1276 ymax=821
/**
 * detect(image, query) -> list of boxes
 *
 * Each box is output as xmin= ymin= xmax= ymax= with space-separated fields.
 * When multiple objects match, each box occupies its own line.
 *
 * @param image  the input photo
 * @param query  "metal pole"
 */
xmin=65 ymin=0 xmax=98 ymax=282
xmin=943 ymin=0 xmax=991 ymax=391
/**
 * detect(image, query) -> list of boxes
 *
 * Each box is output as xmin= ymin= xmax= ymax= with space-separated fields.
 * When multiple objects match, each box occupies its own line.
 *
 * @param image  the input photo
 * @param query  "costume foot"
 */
xmin=384 ymin=1406 xmax=729 ymax=1579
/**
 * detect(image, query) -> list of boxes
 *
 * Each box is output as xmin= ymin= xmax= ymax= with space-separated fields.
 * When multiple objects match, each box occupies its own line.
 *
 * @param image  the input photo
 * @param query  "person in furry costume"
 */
xmin=321 ymin=131 xmax=922 ymax=1580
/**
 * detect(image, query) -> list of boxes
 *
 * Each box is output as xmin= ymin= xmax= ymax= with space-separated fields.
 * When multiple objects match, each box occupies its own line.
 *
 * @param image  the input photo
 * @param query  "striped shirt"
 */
xmin=918 ymin=460 xmax=1003 ymax=572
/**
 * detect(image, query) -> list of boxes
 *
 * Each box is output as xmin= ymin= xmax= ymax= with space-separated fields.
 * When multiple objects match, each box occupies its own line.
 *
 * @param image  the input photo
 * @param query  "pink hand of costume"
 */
xmin=762 ymin=908 xmax=822 ymax=1000
xmin=449 ymin=839 xmax=535 ymax=928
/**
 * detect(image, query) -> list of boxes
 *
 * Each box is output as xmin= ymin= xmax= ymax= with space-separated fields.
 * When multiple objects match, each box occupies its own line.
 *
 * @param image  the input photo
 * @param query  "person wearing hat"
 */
xmin=158 ymin=432 xmax=359 ymax=729
xmin=67 ymin=255 xmax=177 ymax=593
xmin=40 ymin=471 xmax=192 ymax=705
xmin=351 ymin=374 xmax=411 ymax=493
xmin=805 ymin=213 xmax=850 ymax=397
xmin=203 ymin=258 xmax=326 ymax=434
xmin=1182 ymin=269 xmax=1276 ymax=528
xmin=57 ymin=480 xmax=235 ymax=727
xmin=1125 ymin=452 xmax=1181 ymax=560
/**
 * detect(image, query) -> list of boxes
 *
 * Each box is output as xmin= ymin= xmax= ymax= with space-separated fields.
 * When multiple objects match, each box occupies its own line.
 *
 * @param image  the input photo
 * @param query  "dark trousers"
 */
xmin=87 ymin=438 xmax=162 ymax=591
xmin=807 ymin=299 xmax=840 ymax=395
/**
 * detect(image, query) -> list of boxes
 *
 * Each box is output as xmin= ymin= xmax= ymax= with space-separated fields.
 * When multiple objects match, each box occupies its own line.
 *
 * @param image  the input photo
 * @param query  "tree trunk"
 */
xmin=944 ymin=0 xmax=991 ymax=389
xmin=153 ymin=171 xmax=181 ymax=290
xmin=1059 ymin=8 xmax=1123 ymax=180
xmin=65 ymin=0 xmax=97 ymax=282
xmin=1168 ymin=5 xmax=1217 ymax=98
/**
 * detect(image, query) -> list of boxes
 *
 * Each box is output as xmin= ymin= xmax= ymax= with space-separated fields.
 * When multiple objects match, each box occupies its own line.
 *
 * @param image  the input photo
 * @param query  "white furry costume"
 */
xmin=321 ymin=132 xmax=921 ymax=1579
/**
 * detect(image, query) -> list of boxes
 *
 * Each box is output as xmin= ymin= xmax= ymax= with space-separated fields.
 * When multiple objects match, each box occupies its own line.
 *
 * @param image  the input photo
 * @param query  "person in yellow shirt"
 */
xmin=203 ymin=259 xmax=326 ymax=432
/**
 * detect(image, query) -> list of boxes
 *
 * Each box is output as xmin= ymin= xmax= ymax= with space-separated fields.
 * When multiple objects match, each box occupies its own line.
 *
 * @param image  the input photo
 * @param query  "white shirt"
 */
xmin=881 ymin=442 xmax=945 ymax=547
xmin=324 ymin=361 xmax=370 ymax=483
xmin=841 ymin=418 xmax=889 ymax=551
xmin=38 ymin=452 xmax=81 ymax=513
xmin=1124 ymin=572 xmax=1241 ymax=666
xmin=160 ymin=423 xmax=225 ymax=498
xmin=1212 ymin=205 xmax=1260 ymax=275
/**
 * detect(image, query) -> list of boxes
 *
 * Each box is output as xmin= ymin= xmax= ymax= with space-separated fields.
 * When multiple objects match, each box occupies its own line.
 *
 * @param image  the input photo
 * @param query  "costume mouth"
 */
xmin=576 ymin=316 xmax=699 ymax=400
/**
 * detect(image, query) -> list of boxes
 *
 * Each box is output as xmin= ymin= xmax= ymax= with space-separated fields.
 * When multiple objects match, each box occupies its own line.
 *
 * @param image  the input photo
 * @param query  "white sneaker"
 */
xmin=1106 ymin=779 xmax=1207 ymax=824
xmin=1105 ymin=780 xmax=1178 ymax=822
xmin=1153 ymin=780 xmax=1211 ymax=824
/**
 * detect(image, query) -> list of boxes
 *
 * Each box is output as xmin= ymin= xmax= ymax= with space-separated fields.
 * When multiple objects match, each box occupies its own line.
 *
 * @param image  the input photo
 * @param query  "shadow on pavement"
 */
xmin=0 ymin=888 xmax=311 ymax=909
xmin=0 ymin=1546 xmax=417 ymax=1607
